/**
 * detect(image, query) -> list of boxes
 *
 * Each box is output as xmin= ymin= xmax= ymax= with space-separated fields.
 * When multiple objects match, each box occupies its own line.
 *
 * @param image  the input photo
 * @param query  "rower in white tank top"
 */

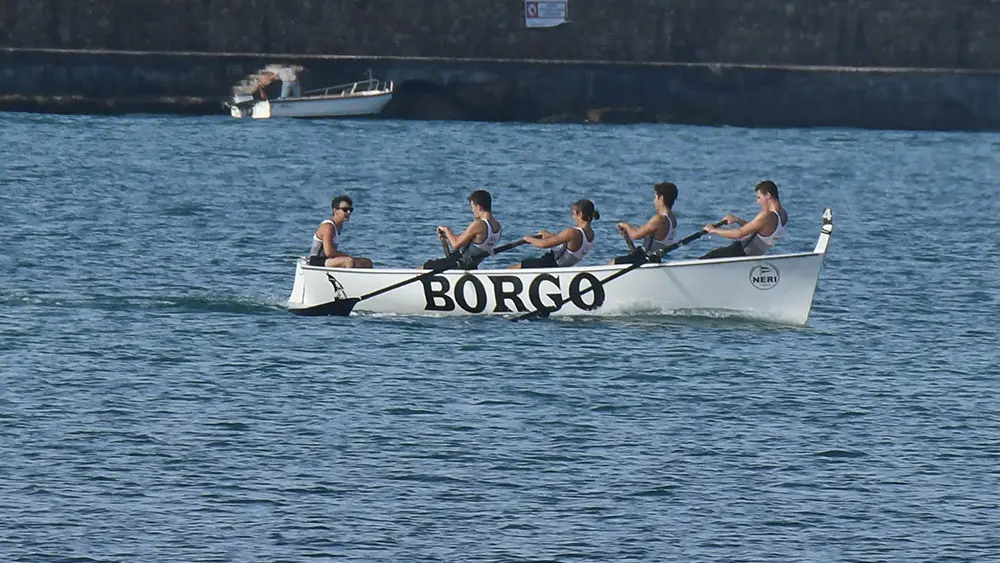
xmin=642 ymin=212 xmax=677 ymax=252
xmin=511 ymin=199 xmax=600 ymax=270
xmin=460 ymin=218 xmax=501 ymax=257
xmin=309 ymin=219 xmax=339 ymax=258
xmin=741 ymin=208 xmax=788 ymax=256
xmin=551 ymin=227 xmax=594 ymax=267
xmin=431 ymin=190 xmax=502 ymax=270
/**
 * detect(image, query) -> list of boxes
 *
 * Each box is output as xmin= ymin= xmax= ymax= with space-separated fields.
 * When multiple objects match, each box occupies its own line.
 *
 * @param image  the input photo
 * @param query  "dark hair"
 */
xmin=654 ymin=182 xmax=678 ymax=207
xmin=467 ymin=189 xmax=492 ymax=211
xmin=331 ymin=194 xmax=353 ymax=210
xmin=755 ymin=180 xmax=779 ymax=199
xmin=573 ymin=199 xmax=600 ymax=221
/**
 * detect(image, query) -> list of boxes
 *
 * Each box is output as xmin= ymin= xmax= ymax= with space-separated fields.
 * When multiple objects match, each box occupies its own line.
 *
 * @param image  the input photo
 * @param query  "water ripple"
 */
xmin=1 ymin=114 xmax=997 ymax=562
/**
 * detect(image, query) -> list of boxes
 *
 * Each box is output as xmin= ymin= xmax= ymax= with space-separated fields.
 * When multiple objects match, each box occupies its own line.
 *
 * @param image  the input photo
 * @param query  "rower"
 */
xmin=423 ymin=190 xmax=502 ymax=270
xmin=308 ymin=195 xmax=374 ymax=268
xmin=509 ymin=199 xmax=598 ymax=269
xmin=610 ymin=181 xmax=679 ymax=264
xmin=700 ymin=180 xmax=788 ymax=259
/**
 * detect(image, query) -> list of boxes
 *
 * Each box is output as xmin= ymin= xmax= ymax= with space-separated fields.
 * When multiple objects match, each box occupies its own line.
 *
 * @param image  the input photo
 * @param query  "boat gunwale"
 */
xmin=296 ymin=248 xmax=825 ymax=276
xmin=270 ymin=89 xmax=393 ymax=104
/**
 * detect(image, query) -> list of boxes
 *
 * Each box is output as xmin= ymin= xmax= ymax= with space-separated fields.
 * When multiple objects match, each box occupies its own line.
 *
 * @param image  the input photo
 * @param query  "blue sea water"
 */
xmin=1 ymin=113 xmax=998 ymax=562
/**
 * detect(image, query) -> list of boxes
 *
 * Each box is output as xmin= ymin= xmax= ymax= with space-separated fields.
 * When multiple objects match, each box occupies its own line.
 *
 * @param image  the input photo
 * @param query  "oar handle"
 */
xmin=492 ymin=239 xmax=527 ymax=255
xmin=438 ymin=230 xmax=451 ymax=258
xmin=618 ymin=225 xmax=637 ymax=252
xmin=645 ymin=219 xmax=727 ymax=261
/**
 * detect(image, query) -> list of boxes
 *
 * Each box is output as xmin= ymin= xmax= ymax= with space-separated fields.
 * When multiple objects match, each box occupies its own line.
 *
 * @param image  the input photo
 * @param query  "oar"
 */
xmin=619 ymin=224 xmax=637 ymax=252
xmin=443 ymin=235 xmax=528 ymax=262
xmin=438 ymin=230 xmax=452 ymax=258
xmin=490 ymin=239 xmax=527 ymax=255
xmin=512 ymin=220 xmax=727 ymax=321
xmin=322 ymin=239 xmax=528 ymax=316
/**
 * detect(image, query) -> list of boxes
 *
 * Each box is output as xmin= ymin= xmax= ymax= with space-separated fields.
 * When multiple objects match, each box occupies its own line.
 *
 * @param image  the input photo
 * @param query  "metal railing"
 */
xmin=302 ymin=69 xmax=391 ymax=98
xmin=303 ymin=77 xmax=388 ymax=97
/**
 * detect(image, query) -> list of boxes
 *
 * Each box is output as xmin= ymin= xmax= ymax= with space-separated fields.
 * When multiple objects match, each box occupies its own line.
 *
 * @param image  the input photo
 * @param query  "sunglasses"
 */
xmin=337 ymin=207 xmax=354 ymax=213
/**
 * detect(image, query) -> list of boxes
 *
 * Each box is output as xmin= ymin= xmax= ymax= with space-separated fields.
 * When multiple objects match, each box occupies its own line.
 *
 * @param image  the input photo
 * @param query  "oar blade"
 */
xmin=289 ymin=297 xmax=360 ymax=317
xmin=511 ymin=302 xmax=558 ymax=322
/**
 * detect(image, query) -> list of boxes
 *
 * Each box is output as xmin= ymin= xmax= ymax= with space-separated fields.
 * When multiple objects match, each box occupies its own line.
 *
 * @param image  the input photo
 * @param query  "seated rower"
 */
xmin=509 ymin=199 xmax=598 ymax=269
xmin=701 ymin=180 xmax=788 ymax=259
xmin=308 ymin=195 xmax=373 ymax=268
xmin=610 ymin=181 xmax=678 ymax=264
xmin=422 ymin=190 xmax=502 ymax=270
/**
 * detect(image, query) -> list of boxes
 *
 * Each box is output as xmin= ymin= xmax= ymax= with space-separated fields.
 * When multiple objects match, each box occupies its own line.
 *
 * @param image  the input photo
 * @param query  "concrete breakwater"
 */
xmin=4 ymin=0 xmax=1000 ymax=69
xmin=3 ymin=48 xmax=1000 ymax=130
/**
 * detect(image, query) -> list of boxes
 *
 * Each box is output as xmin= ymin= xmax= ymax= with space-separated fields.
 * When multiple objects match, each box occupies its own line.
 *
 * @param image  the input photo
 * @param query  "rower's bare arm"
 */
xmin=717 ymin=211 xmax=771 ymax=239
xmin=326 ymin=245 xmax=349 ymax=259
xmin=706 ymin=211 xmax=764 ymax=239
xmin=450 ymin=220 xmax=485 ymax=249
xmin=627 ymin=214 xmax=666 ymax=240
xmin=545 ymin=227 xmax=579 ymax=249
xmin=738 ymin=210 xmax=776 ymax=237
xmin=319 ymin=225 xmax=347 ymax=257
xmin=522 ymin=234 xmax=545 ymax=247
xmin=525 ymin=228 xmax=573 ymax=249
xmin=725 ymin=213 xmax=747 ymax=226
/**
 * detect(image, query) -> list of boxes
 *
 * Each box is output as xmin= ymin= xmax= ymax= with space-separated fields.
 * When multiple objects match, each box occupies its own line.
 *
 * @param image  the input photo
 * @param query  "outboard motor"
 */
xmin=227 ymin=94 xmax=257 ymax=118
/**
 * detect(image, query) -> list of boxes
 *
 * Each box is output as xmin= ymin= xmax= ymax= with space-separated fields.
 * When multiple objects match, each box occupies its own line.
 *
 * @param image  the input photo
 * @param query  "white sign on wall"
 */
xmin=524 ymin=1 xmax=568 ymax=28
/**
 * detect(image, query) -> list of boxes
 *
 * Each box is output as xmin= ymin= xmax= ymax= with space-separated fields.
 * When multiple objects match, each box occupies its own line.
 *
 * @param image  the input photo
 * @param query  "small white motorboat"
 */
xmin=227 ymin=70 xmax=393 ymax=119
xmin=286 ymin=209 xmax=835 ymax=326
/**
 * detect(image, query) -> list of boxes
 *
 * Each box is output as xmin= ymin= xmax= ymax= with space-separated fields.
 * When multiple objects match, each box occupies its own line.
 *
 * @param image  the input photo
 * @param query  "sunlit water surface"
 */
xmin=1 ymin=113 xmax=998 ymax=561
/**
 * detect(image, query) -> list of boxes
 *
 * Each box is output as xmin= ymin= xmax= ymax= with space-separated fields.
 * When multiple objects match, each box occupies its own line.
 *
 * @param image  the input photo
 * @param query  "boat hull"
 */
xmin=243 ymin=91 xmax=392 ymax=119
xmin=289 ymin=209 xmax=832 ymax=325
xmin=288 ymin=252 xmax=824 ymax=325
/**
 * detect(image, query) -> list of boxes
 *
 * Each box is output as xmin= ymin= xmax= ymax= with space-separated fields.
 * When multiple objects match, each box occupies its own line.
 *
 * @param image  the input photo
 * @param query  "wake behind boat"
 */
xmin=287 ymin=209 xmax=834 ymax=326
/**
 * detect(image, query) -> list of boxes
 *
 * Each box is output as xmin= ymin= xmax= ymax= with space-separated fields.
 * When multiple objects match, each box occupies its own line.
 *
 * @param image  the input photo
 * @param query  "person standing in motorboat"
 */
xmin=700 ymin=180 xmax=788 ymax=259
xmin=509 ymin=199 xmax=599 ymax=269
xmin=610 ymin=181 xmax=679 ymax=264
xmin=423 ymin=190 xmax=502 ymax=270
xmin=276 ymin=65 xmax=303 ymax=98
xmin=309 ymin=195 xmax=373 ymax=268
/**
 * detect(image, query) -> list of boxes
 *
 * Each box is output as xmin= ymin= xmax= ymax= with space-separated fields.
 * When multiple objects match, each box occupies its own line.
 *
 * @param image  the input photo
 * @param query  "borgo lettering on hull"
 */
xmin=419 ymin=271 xmax=605 ymax=314
xmin=287 ymin=207 xmax=835 ymax=326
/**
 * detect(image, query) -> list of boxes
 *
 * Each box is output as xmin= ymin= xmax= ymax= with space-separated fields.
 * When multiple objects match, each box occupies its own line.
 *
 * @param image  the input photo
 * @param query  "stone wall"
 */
xmin=2 ymin=0 xmax=1000 ymax=69
xmin=4 ymin=48 xmax=1000 ymax=131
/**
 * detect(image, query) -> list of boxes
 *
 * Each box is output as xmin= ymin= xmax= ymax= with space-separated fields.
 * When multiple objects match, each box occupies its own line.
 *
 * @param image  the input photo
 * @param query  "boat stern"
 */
xmin=287 ymin=258 xmax=357 ymax=315
xmin=226 ymin=94 xmax=255 ymax=118
xmin=287 ymin=258 xmax=309 ymax=310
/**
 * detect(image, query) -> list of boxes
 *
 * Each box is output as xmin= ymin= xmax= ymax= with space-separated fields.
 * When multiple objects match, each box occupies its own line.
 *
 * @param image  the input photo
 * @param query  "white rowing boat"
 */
xmin=287 ymin=208 xmax=834 ymax=326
